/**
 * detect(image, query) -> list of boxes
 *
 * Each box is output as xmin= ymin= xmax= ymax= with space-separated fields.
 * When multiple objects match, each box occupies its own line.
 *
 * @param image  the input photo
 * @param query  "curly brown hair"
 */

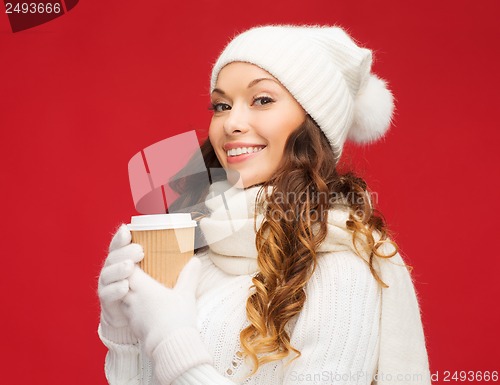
xmin=168 ymin=115 xmax=398 ymax=375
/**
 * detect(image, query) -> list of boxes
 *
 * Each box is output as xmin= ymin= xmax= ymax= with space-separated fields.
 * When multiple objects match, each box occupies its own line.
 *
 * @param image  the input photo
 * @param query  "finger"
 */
xmin=174 ymin=257 xmax=201 ymax=294
xmin=128 ymin=265 xmax=157 ymax=292
xmin=121 ymin=289 xmax=137 ymax=308
xmin=99 ymin=260 xmax=135 ymax=286
xmin=105 ymin=243 xmax=144 ymax=266
xmin=109 ymin=224 xmax=132 ymax=252
xmin=99 ymin=280 xmax=129 ymax=304
xmin=119 ymin=297 xmax=132 ymax=318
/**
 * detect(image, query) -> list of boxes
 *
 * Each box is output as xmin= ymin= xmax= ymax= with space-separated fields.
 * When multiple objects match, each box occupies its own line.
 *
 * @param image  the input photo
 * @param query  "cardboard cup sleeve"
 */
xmin=131 ymin=228 xmax=194 ymax=288
xmin=128 ymin=214 xmax=196 ymax=288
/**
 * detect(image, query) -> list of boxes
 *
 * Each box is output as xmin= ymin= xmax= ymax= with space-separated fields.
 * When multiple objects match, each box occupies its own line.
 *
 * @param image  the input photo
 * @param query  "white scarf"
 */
xmin=199 ymin=180 xmax=431 ymax=384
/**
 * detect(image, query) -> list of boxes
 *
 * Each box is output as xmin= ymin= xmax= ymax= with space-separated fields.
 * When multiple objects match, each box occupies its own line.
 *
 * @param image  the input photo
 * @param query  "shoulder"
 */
xmin=299 ymin=250 xmax=381 ymax=319
xmin=292 ymin=251 xmax=381 ymax=334
xmin=310 ymin=250 xmax=379 ymax=292
xmin=288 ymin=250 xmax=382 ymax=357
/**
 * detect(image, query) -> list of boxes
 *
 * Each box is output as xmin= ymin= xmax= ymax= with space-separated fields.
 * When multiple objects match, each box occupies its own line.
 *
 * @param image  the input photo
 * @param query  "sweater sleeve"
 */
xmin=98 ymin=323 xmax=143 ymax=385
xmin=375 ymin=247 xmax=431 ymax=385
xmin=169 ymin=250 xmax=381 ymax=385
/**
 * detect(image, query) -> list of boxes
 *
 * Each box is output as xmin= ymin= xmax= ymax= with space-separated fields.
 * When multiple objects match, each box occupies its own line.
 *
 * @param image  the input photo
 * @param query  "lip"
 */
xmin=226 ymin=146 xmax=266 ymax=164
xmin=223 ymin=142 xmax=267 ymax=151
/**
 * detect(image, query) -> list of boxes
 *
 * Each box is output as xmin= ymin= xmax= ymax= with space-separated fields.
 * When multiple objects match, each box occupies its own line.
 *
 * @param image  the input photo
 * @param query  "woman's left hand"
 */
xmin=121 ymin=257 xmax=202 ymax=356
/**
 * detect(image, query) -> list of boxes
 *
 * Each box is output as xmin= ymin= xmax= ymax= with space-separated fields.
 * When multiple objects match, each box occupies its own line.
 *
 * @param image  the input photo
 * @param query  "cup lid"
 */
xmin=127 ymin=213 xmax=197 ymax=231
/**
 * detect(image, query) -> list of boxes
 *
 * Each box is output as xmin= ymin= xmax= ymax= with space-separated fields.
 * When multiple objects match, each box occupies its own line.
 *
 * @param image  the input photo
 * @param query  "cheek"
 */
xmin=262 ymin=124 xmax=298 ymax=166
xmin=208 ymin=129 xmax=226 ymax=166
xmin=208 ymin=121 xmax=216 ymax=141
xmin=266 ymin=132 xmax=288 ymax=155
xmin=208 ymin=123 xmax=220 ymax=148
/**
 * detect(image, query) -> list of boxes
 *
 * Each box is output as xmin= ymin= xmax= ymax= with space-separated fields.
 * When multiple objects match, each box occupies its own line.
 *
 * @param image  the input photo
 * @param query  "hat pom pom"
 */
xmin=348 ymin=74 xmax=395 ymax=144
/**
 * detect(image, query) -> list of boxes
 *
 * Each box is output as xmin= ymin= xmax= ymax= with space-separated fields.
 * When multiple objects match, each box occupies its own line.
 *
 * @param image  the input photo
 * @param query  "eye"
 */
xmin=208 ymin=102 xmax=231 ymax=113
xmin=253 ymin=96 xmax=274 ymax=106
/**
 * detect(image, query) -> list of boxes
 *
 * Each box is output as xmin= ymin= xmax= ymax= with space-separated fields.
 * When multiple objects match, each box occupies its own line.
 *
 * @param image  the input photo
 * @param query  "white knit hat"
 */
xmin=210 ymin=24 xmax=395 ymax=162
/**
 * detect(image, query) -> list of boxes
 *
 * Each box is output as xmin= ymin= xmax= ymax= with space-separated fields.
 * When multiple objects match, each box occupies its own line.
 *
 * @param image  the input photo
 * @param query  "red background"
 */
xmin=1 ymin=1 xmax=499 ymax=384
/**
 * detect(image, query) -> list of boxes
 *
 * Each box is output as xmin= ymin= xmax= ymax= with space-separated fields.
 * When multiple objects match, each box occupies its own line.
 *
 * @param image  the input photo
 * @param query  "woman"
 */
xmin=97 ymin=24 xmax=431 ymax=385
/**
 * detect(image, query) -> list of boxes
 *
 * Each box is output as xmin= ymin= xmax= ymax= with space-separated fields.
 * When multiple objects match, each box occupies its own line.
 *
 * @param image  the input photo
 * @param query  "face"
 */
xmin=209 ymin=62 xmax=306 ymax=188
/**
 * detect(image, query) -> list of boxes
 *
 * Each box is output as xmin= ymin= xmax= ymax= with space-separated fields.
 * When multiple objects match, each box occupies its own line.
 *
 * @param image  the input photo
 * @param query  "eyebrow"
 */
xmin=211 ymin=78 xmax=280 ymax=96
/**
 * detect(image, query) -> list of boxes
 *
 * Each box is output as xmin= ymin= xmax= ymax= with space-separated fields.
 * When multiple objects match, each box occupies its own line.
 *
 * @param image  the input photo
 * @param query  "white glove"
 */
xmin=122 ymin=257 xmax=202 ymax=355
xmin=98 ymin=224 xmax=144 ymax=344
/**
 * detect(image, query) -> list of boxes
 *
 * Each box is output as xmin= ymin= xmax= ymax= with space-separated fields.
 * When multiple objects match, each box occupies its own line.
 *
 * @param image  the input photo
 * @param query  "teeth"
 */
xmin=227 ymin=146 xmax=265 ymax=157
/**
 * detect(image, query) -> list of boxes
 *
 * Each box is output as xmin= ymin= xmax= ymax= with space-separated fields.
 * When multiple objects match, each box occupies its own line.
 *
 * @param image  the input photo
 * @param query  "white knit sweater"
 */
xmin=98 ymin=181 xmax=430 ymax=385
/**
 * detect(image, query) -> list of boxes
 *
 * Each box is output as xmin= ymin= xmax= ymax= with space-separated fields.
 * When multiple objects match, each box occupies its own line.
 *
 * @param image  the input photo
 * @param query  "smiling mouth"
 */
xmin=226 ymin=146 xmax=266 ymax=157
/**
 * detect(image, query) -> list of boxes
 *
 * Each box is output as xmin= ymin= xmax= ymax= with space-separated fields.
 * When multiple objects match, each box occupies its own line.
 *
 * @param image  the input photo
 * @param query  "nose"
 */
xmin=223 ymin=103 xmax=250 ymax=135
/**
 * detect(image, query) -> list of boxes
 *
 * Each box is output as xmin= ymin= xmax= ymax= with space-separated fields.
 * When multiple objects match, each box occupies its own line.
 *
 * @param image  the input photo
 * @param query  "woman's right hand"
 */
xmin=98 ymin=224 xmax=144 ymax=344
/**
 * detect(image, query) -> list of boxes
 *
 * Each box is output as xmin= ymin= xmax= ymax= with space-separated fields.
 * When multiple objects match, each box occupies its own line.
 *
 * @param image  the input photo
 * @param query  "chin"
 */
xmin=242 ymin=175 xmax=267 ymax=189
xmin=226 ymin=172 xmax=260 ymax=188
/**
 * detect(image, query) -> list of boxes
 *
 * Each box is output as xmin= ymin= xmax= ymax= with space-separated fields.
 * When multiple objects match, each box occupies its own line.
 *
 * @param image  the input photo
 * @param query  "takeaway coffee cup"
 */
xmin=127 ymin=213 xmax=197 ymax=288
